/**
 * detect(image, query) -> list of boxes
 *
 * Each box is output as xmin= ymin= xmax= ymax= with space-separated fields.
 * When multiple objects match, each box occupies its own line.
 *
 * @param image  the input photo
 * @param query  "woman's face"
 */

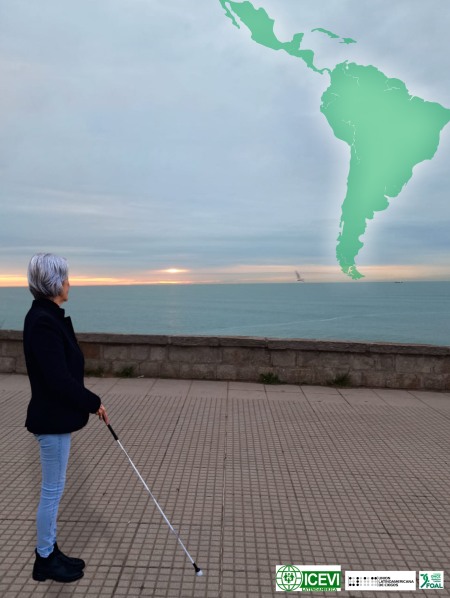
xmin=54 ymin=278 xmax=70 ymax=305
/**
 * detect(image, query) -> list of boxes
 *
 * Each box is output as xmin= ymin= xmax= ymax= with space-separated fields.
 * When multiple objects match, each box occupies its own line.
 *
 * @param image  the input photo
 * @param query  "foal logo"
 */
xmin=420 ymin=571 xmax=444 ymax=590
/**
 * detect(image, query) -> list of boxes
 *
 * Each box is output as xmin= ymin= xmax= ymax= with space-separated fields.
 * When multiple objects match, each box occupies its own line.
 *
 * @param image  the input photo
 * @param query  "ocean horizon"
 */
xmin=1 ymin=281 xmax=449 ymax=347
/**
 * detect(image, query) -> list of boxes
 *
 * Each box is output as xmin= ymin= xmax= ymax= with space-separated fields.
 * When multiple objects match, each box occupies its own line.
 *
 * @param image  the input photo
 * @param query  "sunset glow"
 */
xmin=0 ymin=275 xmax=28 ymax=287
xmin=1 ymin=263 xmax=450 ymax=288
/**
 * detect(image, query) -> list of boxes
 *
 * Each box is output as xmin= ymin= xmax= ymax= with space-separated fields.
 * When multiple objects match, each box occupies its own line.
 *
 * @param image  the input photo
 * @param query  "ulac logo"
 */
xmin=276 ymin=565 xmax=341 ymax=592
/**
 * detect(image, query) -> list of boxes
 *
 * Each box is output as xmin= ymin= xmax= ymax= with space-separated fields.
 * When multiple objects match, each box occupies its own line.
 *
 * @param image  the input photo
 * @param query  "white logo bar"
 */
xmin=345 ymin=571 xmax=416 ymax=591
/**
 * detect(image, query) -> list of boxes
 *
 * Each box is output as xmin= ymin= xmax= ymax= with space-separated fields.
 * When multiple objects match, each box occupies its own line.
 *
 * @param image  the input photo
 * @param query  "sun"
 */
xmin=164 ymin=268 xmax=188 ymax=274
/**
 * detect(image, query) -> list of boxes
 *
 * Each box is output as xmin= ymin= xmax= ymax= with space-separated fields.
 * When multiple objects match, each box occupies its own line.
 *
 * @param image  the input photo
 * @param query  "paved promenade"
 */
xmin=0 ymin=374 xmax=449 ymax=597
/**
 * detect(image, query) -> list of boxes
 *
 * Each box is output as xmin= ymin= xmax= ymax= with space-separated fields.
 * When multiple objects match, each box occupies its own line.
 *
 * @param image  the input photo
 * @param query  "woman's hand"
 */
xmin=96 ymin=403 xmax=109 ymax=425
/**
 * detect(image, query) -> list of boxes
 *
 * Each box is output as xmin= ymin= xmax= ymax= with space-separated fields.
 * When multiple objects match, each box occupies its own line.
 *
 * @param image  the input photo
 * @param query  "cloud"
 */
xmin=0 ymin=0 xmax=449 ymax=282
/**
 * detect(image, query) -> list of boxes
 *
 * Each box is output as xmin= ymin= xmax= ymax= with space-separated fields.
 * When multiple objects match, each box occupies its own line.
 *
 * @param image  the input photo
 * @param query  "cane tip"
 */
xmin=194 ymin=564 xmax=203 ymax=577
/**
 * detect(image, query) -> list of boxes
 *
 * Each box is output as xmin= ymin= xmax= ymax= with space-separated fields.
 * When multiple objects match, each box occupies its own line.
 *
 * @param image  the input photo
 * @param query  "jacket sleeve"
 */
xmin=30 ymin=316 xmax=101 ymax=414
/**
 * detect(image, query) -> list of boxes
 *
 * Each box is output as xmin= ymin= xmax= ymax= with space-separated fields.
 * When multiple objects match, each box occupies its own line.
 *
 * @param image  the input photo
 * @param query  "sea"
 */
xmin=1 ymin=282 xmax=449 ymax=346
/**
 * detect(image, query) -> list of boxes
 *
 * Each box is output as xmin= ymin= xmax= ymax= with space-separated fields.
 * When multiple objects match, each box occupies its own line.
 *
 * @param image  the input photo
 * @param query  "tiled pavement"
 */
xmin=0 ymin=374 xmax=449 ymax=598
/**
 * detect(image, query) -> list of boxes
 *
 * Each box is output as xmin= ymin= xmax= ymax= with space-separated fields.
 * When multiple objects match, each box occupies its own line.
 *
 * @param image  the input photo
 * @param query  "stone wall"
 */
xmin=1 ymin=330 xmax=450 ymax=390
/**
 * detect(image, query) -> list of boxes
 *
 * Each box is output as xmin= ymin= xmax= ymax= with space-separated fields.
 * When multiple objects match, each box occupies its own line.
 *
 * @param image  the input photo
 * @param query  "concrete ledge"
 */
xmin=1 ymin=330 xmax=449 ymax=390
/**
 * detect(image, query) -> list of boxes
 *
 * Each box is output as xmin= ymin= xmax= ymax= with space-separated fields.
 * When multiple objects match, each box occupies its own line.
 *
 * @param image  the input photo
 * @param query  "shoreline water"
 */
xmin=1 ymin=279 xmax=449 ymax=288
xmin=1 ymin=281 xmax=449 ymax=347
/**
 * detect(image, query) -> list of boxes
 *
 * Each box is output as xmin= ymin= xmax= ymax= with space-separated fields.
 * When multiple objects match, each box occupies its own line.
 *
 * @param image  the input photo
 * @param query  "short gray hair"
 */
xmin=28 ymin=253 xmax=69 ymax=299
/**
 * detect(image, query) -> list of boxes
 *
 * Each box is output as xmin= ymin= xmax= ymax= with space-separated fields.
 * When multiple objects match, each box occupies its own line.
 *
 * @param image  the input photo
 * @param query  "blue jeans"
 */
xmin=34 ymin=433 xmax=71 ymax=557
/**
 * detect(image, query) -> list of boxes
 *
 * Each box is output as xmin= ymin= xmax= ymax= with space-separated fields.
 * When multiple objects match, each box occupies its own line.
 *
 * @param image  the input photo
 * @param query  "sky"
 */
xmin=1 ymin=0 xmax=450 ymax=285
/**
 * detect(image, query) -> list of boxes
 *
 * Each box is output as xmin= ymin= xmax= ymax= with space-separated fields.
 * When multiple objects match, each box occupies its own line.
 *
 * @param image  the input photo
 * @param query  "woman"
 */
xmin=23 ymin=253 xmax=109 ymax=583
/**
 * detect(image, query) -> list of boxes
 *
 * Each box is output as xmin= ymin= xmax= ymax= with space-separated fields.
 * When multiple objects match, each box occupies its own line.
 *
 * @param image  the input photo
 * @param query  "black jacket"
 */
xmin=24 ymin=298 xmax=101 ymax=434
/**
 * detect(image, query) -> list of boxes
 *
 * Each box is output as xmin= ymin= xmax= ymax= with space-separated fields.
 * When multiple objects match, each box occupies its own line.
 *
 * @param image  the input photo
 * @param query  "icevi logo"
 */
xmin=276 ymin=565 xmax=341 ymax=592
xmin=276 ymin=565 xmax=303 ymax=592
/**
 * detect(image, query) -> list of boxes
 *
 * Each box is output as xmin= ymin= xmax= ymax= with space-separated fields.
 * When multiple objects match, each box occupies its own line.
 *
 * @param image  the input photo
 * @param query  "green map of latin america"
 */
xmin=219 ymin=0 xmax=450 ymax=280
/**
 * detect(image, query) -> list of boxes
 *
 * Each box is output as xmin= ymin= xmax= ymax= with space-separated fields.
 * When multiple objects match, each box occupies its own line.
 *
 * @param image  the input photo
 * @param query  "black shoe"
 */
xmin=32 ymin=548 xmax=84 ymax=583
xmin=53 ymin=542 xmax=85 ymax=569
